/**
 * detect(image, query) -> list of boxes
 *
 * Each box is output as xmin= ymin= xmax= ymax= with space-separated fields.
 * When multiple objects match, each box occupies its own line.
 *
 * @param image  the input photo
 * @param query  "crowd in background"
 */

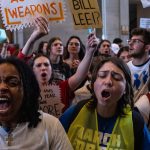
xmin=0 ymin=16 xmax=150 ymax=149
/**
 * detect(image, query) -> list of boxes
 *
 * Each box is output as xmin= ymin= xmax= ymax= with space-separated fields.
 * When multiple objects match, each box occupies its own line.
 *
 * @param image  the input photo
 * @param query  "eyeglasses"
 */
xmin=127 ymin=39 xmax=145 ymax=45
xmin=0 ymin=76 xmax=21 ymax=87
xmin=97 ymin=71 xmax=124 ymax=81
xmin=69 ymin=42 xmax=80 ymax=47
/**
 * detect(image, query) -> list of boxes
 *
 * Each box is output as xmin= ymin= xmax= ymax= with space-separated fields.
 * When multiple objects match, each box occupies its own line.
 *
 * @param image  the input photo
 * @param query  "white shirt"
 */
xmin=127 ymin=59 xmax=150 ymax=102
xmin=0 ymin=111 xmax=73 ymax=150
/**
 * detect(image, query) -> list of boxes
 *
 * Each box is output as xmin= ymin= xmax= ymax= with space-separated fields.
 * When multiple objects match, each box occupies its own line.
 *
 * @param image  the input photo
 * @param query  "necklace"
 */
xmin=4 ymin=127 xmax=14 ymax=146
xmin=1 ymin=126 xmax=15 ymax=146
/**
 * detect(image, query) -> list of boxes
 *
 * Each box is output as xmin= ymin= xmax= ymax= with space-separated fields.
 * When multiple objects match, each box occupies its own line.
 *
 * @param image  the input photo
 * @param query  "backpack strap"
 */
xmin=66 ymin=100 xmax=89 ymax=132
xmin=146 ymin=93 xmax=150 ymax=127
xmin=132 ymin=109 xmax=144 ymax=150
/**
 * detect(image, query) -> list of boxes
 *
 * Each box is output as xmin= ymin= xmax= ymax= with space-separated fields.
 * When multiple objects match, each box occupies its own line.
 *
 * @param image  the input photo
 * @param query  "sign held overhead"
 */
xmin=68 ymin=0 xmax=102 ymax=29
xmin=0 ymin=0 xmax=66 ymax=31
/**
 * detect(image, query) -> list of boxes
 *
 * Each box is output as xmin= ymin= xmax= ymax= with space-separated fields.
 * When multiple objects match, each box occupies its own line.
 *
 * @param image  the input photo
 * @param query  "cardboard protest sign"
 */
xmin=0 ymin=0 xmax=66 ymax=31
xmin=68 ymin=0 xmax=102 ymax=29
xmin=39 ymin=83 xmax=65 ymax=118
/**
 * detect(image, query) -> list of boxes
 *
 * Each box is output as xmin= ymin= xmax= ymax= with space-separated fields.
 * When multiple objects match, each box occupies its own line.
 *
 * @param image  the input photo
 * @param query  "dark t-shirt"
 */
xmin=52 ymin=62 xmax=71 ymax=82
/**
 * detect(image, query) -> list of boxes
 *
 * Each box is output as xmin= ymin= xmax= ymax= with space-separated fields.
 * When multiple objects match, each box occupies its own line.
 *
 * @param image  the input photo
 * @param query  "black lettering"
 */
xmin=84 ymin=12 xmax=93 ymax=25
xmin=42 ymin=105 xmax=53 ymax=114
xmin=94 ymin=11 xmax=100 ymax=24
xmin=91 ymin=12 xmax=96 ymax=24
xmin=72 ymin=0 xmax=81 ymax=10
xmin=78 ymin=13 xmax=86 ymax=25
xmin=73 ymin=14 xmax=80 ymax=25
xmin=45 ymin=93 xmax=55 ymax=98
xmin=40 ymin=104 xmax=61 ymax=117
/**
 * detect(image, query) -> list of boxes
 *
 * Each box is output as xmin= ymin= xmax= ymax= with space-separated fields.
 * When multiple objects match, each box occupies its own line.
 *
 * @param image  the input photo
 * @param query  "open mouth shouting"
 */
xmin=101 ymin=89 xmax=111 ymax=100
xmin=0 ymin=97 xmax=11 ymax=113
xmin=41 ymin=72 xmax=47 ymax=78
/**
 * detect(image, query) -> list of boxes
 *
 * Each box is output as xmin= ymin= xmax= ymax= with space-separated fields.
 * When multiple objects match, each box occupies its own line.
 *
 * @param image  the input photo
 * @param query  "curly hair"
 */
xmin=0 ymin=57 xmax=41 ymax=128
xmin=88 ymin=57 xmax=134 ymax=116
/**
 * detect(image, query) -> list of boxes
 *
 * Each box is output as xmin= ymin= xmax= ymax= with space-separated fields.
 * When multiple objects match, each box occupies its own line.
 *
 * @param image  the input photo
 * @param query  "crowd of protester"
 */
xmin=0 ymin=16 xmax=150 ymax=149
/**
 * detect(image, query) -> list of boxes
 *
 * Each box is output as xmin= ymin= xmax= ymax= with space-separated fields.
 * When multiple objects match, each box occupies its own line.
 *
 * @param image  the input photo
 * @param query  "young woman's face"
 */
xmin=119 ymin=51 xmax=131 ymax=63
xmin=68 ymin=38 xmax=80 ymax=55
xmin=99 ymin=41 xmax=111 ymax=55
xmin=33 ymin=56 xmax=52 ymax=84
xmin=94 ymin=62 xmax=126 ymax=108
xmin=0 ymin=63 xmax=23 ymax=123
xmin=50 ymin=40 xmax=63 ymax=56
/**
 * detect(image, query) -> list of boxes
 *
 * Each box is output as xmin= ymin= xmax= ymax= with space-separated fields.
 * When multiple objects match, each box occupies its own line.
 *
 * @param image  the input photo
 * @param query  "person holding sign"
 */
xmin=18 ymin=16 xmax=99 ymax=118
xmin=0 ymin=57 xmax=73 ymax=149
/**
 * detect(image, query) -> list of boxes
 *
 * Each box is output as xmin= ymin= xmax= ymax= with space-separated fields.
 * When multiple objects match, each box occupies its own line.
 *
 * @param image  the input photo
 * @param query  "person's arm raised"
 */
xmin=20 ymin=16 xmax=49 ymax=56
xmin=68 ymin=32 xmax=99 ymax=91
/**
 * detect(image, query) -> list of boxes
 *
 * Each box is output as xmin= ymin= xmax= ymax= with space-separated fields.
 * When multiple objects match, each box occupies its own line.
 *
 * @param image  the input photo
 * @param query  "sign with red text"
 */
xmin=68 ymin=0 xmax=102 ymax=29
xmin=0 ymin=0 xmax=66 ymax=31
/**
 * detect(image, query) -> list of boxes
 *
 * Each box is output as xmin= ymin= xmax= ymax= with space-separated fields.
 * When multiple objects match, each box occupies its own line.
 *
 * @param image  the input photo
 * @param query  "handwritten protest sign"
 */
xmin=0 ymin=0 xmax=66 ymax=31
xmin=39 ymin=83 xmax=65 ymax=118
xmin=68 ymin=0 xmax=102 ymax=29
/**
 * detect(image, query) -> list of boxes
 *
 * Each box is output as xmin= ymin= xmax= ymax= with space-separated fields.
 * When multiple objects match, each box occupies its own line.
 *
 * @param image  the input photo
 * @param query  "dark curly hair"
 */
xmin=88 ymin=57 xmax=134 ymax=116
xmin=0 ymin=57 xmax=41 ymax=128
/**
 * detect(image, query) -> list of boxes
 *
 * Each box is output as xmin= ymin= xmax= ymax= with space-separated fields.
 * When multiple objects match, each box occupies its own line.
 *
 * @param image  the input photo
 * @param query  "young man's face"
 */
xmin=33 ymin=56 xmax=52 ymax=84
xmin=128 ymin=35 xmax=146 ymax=58
xmin=50 ymin=40 xmax=63 ymax=56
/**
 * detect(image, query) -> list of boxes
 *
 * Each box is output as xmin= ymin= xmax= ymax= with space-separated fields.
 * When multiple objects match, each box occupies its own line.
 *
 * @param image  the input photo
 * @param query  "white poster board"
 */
xmin=0 ymin=0 xmax=66 ymax=31
xmin=140 ymin=18 xmax=150 ymax=28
